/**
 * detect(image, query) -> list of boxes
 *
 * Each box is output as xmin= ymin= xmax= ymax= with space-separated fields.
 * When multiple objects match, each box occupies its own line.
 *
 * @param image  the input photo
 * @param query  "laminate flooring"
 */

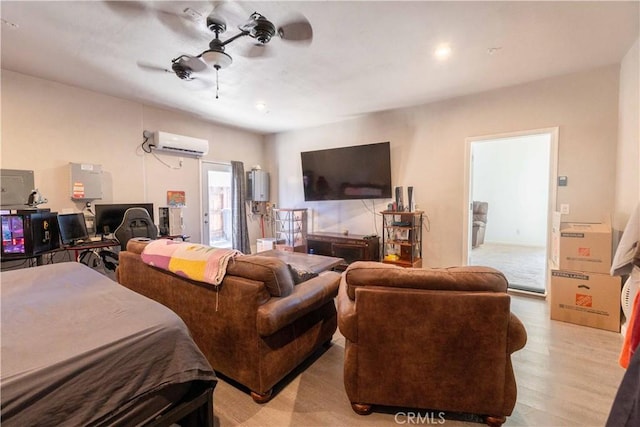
xmin=212 ymin=295 xmax=625 ymax=426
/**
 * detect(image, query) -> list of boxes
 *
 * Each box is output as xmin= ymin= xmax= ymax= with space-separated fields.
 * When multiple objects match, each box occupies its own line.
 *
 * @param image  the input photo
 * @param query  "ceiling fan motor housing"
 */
xmin=206 ymin=15 xmax=227 ymax=34
xmin=251 ymin=16 xmax=276 ymax=44
xmin=171 ymin=62 xmax=192 ymax=80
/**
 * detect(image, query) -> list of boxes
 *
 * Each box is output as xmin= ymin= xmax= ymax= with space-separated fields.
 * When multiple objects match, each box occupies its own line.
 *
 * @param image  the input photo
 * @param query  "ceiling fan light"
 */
xmin=201 ymin=50 xmax=232 ymax=69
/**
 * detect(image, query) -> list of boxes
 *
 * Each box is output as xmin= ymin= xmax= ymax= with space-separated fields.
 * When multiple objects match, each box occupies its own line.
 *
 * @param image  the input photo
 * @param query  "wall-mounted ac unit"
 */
xmin=152 ymin=131 xmax=209 ymax=157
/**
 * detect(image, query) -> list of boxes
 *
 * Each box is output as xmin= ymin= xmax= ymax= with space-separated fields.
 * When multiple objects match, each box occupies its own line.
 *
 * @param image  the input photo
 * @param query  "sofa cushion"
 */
xmin=288 ymin=264 xmax=319 ymax=285
xmin=344 ymin=261 xmax=508 ymax=300
xmin=226 ymin=255 xmax=295 ymax=297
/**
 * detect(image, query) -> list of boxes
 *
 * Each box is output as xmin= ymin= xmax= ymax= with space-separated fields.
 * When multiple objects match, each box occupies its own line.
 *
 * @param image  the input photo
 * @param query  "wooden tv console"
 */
xmin=306 ymin=232 xmax=380 ymax=270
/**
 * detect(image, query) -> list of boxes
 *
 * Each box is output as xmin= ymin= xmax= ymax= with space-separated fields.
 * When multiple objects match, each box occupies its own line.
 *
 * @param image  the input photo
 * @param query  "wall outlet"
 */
xmin=560 ymin=204 xmax=570 ymax=215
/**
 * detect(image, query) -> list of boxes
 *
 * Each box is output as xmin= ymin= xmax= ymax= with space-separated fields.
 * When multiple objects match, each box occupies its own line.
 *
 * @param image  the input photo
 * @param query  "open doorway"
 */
xmin=201 ymin=161 xmax=232 ymax=248
xmin=464 ymin=129 xmax=558 ymax=294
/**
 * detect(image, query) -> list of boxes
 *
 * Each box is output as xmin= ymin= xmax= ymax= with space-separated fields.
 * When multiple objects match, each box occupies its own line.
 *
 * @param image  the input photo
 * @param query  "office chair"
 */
xmin=100 ymin=207 xmax=158 ymax=272
xmin=114 ymin=207 xmax=158 ymax=250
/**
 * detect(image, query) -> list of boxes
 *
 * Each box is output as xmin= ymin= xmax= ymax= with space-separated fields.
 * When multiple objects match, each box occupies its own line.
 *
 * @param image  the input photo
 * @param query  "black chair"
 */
xmin=114 ymin=207 xmax=158 ymax=251
xmin=100 ymin=208 xmax=157 ymax=272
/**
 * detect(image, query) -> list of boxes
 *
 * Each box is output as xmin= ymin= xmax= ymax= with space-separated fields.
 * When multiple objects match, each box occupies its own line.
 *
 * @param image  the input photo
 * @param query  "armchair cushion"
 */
xmin=344 ymin=261 xmax=508 ymax=299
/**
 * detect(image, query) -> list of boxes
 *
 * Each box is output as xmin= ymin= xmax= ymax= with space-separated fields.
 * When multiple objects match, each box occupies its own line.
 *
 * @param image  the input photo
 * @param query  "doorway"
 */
xmin=464 ymin=129 xmax=558 ymax=294
xmin=201 ymin=161 xmax=232 ymax=248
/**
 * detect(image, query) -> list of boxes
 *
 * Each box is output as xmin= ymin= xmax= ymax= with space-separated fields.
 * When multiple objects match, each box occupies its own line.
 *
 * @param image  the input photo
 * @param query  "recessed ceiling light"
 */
xmin=255 ymin=102 xmax=268 ymax=113
xmin=434 ymin=44 xmax=452 ymax=60
xmin=1 ymin=18 xmax=19 ymax=29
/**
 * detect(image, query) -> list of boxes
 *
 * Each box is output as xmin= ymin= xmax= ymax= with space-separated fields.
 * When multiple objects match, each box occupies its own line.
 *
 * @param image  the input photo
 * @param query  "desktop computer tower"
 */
xmin=1 ymin=209 xmax=59 ymax=258
xmin=158 ymin=207 xmax=184 ymax=236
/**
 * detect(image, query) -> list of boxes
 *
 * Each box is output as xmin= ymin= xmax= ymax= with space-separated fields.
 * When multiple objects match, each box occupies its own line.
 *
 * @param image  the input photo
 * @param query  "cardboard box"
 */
xmin=549 ymin=269 xmax=621 ymax=332
xmin=257 ymin=238 xmax=282 ymax=253
xmin=551 ymin=213 xmax=612 ymax=274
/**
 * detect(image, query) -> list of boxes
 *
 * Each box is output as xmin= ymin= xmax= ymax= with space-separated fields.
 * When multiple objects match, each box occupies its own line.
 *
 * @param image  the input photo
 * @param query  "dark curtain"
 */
xmin=231 ymin=161 xmax=251 ymax=254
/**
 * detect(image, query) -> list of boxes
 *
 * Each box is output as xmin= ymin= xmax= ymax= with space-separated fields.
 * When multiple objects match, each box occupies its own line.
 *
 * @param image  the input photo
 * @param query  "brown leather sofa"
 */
xmin=337 ymin=261 xmax=527 ymax=426
xmin=116 ymin=239 xmax=341 ymax=403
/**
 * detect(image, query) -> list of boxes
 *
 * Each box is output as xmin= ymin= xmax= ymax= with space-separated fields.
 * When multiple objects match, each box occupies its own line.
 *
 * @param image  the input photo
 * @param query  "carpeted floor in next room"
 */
xmin=469 ymin=243 xmax=547 ymax=293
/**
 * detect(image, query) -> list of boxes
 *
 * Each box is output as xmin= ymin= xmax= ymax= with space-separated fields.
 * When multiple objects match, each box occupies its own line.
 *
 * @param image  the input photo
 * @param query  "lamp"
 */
xmin=201 ymin=49 xmax=232 ymax=69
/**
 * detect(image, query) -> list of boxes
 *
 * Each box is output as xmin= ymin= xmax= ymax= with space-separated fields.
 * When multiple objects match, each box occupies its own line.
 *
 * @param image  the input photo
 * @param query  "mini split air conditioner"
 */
xmin=152 ymin=131 xmax=209 ymax=157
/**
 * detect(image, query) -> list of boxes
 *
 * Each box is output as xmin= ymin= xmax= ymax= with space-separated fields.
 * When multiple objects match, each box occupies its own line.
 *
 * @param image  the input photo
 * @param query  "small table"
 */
xmin=258 ymin=250 xmax=344 ymax=274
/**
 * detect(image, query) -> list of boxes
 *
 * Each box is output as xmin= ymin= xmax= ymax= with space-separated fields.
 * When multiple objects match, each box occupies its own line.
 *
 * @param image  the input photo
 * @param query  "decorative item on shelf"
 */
xmin=407 ymin=186 xmax=414 ymax=212
xmin=395 ymin=186 xmax=404 ymax=212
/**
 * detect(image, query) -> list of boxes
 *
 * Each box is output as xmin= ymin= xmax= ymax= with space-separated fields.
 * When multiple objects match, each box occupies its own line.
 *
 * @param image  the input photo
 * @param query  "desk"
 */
xmin=258 ymin=250 xmax=344 ymax=274
xmin=62 ymin=239 xmax=120 ymax=262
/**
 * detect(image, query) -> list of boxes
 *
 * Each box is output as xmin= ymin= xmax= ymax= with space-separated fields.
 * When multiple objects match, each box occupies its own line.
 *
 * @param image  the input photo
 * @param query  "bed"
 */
xmin=1 ymin=262 xmax=217 ymax=426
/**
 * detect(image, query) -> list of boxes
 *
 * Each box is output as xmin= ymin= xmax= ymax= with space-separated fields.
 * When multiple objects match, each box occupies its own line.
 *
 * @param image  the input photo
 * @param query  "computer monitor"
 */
xmin=58 ymin=213 xmax=89 ymax=245
xmin=94 ymin=203 xmax=154 ymax=235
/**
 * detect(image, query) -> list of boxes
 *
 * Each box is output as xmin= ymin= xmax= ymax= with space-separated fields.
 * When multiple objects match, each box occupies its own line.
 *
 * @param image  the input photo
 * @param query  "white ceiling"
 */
xmin=1 ymin=1 xmax=638 ymax=135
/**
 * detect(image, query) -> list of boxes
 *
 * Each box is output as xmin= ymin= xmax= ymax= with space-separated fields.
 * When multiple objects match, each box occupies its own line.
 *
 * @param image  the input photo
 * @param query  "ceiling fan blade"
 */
xmin=137 ymin=61 xmax=172 ymax=74
xmin=175 ymin=55 xmax=208 ymax=72
xmin=237 ymin=43 xmax=273 ymax=59
xmin=277 ymin=14 xmax=313 ymax=44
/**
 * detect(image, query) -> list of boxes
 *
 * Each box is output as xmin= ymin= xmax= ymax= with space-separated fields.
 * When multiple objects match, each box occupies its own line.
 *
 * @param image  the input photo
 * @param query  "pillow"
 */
xmin=288 ymin=264 xmax=319 ymax=285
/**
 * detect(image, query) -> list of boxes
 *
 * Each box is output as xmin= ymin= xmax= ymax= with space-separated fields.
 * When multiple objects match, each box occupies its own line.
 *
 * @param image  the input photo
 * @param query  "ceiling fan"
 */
xmin=143 ymin=8 xmax=313 ymax=99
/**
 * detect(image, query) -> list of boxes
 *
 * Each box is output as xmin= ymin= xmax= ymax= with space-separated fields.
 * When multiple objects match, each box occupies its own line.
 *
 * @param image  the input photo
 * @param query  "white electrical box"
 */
xmin=159 ymin=207 xmax=184 ymax=236
xmin=247 ymin=169 xmax=269 ymax=201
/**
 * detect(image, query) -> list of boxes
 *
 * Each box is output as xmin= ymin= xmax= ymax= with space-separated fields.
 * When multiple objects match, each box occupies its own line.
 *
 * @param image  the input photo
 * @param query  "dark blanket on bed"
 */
xmin=1 ymin=262 xmax=216 ymax=426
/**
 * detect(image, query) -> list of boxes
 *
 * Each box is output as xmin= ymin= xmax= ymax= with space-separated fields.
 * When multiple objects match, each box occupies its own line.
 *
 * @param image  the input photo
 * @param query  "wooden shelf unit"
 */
xmin=381 ymin=211 xmax=423 ymax=268
xmin=272 ymin=208 xmax=308 ymax=253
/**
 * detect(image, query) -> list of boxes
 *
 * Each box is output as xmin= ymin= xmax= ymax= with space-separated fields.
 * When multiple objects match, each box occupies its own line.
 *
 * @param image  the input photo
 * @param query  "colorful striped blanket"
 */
xmin=140 ymin=239 xmax=243 ymax=286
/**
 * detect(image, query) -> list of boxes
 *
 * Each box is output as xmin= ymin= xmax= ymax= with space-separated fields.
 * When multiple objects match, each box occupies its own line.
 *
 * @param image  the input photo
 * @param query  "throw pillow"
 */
xmin=288 ymin=264 xmax=319 ymax=285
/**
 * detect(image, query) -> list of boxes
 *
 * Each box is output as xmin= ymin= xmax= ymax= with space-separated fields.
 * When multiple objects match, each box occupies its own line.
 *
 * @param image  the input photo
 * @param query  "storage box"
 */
xmin=551 ymin=213 xmax=612 ymax=274
xmin=256 ymin=238 xmax=277 ymax=253
xmin=549 ymin=269 xmax=621 ymax=332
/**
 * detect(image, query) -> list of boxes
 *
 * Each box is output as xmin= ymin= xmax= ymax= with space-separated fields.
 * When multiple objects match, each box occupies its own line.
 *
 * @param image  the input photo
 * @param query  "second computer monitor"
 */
xmin=58 ymin=212 xmax=89 ymax=245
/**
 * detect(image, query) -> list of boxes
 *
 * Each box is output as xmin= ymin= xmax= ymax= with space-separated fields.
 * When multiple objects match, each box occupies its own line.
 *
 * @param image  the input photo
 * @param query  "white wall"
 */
xmin=266 ymin=65 xmax=620 ymax=267
xmin=614 ymin=37 xmax=640 ymax=232
xmin=472 ymin=134 xmax=551 ymax=246
xmin=1 ymin=70 xmax=266 ymax=247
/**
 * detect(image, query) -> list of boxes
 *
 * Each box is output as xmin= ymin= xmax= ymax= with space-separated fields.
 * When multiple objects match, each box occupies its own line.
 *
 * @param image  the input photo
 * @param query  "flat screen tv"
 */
xmin=300 ymin=142 xmax=392 ymax=201
xmin=94 ymin=203 xmax=154 ymax=235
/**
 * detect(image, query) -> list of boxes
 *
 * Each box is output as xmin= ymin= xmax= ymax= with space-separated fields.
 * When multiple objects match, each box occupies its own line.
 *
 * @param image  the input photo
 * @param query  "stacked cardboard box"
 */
xmin=549 ymin=213 xmax=621 ymax=332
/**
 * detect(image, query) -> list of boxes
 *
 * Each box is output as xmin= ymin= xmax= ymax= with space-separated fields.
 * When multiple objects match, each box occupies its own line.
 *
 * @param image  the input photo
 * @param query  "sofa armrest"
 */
xmin=256 ymin=271 xmax=340 ymax=336
xmin=336 ymin=276 xmax=357 ymax=343
xmin=507 ymin=312 xmax=527 ymax=353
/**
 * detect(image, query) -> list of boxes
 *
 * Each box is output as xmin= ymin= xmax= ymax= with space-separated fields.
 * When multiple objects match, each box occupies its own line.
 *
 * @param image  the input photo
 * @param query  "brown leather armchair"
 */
xmin=337 ymin=261 xmax=527 ymax=426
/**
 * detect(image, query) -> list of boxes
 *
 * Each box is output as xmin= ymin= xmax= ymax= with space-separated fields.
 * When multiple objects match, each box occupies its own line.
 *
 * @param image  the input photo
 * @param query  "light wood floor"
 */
xmin=211 ymin=295 xmax=626 ymax=427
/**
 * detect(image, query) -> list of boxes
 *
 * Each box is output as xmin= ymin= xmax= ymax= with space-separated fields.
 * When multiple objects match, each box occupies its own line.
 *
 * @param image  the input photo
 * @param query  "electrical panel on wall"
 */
xmin=70 ymin=162 xmax=102 ymax=201
xmin=246 ymin=169 xmax=269 ymax=202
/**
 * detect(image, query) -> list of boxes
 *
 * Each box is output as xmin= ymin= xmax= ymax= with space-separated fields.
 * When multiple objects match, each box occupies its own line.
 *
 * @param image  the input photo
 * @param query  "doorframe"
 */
xmin=200 ymin=160 xmax=232 ymax=246
xmin=462 ymin=127 xmax=559 ymax=286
